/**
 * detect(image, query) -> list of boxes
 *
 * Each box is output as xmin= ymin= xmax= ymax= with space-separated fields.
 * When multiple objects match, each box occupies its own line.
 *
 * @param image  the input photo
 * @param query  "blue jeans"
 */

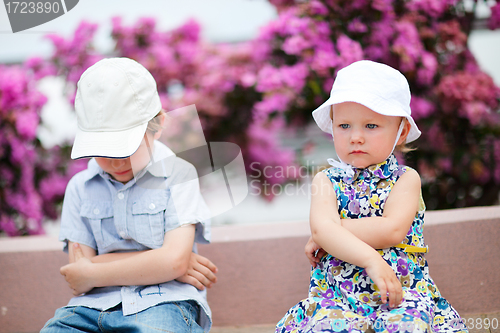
xmin=41 ymin=301 xmax=203 ymax=333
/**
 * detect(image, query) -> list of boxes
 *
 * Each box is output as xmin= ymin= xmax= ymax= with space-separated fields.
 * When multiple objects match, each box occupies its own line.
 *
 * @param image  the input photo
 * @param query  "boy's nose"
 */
xmin=111 ymin=158 xmax=126 ymax=168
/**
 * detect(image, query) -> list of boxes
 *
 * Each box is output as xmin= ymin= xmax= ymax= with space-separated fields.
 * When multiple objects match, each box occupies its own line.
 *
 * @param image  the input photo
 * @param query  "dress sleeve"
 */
xmin=58 ymin=173 xmax=97 ymax=252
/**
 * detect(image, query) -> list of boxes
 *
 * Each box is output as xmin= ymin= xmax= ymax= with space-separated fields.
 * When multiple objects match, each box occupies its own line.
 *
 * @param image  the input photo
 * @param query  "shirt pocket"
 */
xmin=80 ymin=201 xmax=115 ymax=251
xmin=132 ymin=195 xmax=168 ymax=248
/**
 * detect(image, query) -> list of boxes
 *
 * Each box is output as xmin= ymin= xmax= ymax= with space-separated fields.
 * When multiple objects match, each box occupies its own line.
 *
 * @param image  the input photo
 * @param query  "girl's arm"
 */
xmin=61 ymin=224 xmax=196 ymax=295
xmin=340 ymin=168 xmax=421 ymax=249
xmin=309 ymin=172 xmax=402 ymax=307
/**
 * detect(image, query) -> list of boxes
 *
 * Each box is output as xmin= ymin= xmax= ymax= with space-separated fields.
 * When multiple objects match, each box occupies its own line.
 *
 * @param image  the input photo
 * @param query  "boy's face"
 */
xmin=331 ymin=102 xmax=407 ymax=169
xmin=95 ymin=132 xmax=155 ymax=184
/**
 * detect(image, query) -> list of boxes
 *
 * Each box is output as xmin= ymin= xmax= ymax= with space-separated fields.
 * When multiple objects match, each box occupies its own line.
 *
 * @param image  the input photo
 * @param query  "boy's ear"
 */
xmin=153 ymin=113 xmax=166 ymax=140
xmin=397 ymin=118 xmax=411 ymax=145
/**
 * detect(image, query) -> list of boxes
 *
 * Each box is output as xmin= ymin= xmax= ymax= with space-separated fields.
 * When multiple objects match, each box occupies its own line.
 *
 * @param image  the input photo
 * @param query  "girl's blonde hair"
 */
xmin=329 ymin=105 xmax=414 ymax=153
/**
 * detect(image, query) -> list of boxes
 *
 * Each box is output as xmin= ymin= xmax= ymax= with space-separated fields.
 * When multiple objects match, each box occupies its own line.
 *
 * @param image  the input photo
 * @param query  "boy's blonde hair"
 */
xmin=329 ymin=105 xmax=414 ymax=153
xmin=147 ymin=109 xmax=166 ymax=134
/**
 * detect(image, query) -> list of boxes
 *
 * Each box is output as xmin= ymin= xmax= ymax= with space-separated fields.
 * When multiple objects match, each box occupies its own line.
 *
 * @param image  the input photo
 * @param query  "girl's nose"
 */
xmin=111 ymin=158 xmax=126 ymax=169
xmin=350 ymin=129 xmax=364 ymax=144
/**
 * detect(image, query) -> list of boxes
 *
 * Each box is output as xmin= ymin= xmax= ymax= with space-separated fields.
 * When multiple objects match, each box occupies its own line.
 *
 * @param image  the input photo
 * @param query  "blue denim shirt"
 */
xmin=59 ymin=141 xmax=212 ymax=332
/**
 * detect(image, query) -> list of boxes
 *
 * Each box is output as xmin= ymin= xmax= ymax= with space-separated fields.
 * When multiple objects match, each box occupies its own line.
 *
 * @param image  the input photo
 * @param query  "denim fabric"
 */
xmin=56 ymin=142 xmax=212 ymax=331
xmin=41 ymin=301 xmax=204 ymax=333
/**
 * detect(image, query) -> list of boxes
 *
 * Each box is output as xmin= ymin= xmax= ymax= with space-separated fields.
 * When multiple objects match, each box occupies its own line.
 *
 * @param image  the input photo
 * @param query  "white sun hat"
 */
xmin=71 ymin=57 xmax=162 ymax=159
xmin=312 ymin=60 xmax=421 ymax=143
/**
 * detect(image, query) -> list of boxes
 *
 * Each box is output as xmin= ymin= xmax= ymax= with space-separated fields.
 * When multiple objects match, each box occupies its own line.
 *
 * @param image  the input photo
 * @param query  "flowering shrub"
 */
xmin=0 ymin=63 xmax=85 ymax=236
xmin=255 ymin=0 xmax=500 ymax=209
xmin=1 ymin=0 xmax=500 ymax=235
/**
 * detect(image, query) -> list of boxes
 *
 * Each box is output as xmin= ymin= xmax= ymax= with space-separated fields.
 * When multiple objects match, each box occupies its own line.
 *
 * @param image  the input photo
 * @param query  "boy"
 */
xmin=42 ymin=58 xmax=216 ymax=332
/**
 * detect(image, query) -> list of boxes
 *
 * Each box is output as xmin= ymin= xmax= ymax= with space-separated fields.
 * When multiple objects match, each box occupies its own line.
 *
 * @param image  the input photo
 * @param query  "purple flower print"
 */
xmin=320 ymin=298 xmax=337 ymax=308
xmin=321 ymin=288 xmax=335 ymax=298
xmin=341 ymin=280 xmax=354 ymax=292
xmin=405 ymin=308 xmax=421 ymax=318
xmin=373 ymin=169 xmax=385 ymax=179
xmin=397 ymin=258 xmax=409 ymax=275
xmin=348 ymin=200 xmax=360 ymax=215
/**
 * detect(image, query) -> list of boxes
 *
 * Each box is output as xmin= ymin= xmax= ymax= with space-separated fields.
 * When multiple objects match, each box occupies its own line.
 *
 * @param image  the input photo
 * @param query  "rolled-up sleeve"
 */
xmin=59 ymin=173 xmax=97 ymax=252
xmin=166 ymin=158 xmax=211 ymax=244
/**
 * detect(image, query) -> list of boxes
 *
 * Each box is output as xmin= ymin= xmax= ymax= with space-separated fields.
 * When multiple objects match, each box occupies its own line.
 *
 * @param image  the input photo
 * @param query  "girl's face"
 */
xmin=331 ymin=102 xmax=409 ymax=169
xmin=95 ymin=131 xmax=156 ymax=184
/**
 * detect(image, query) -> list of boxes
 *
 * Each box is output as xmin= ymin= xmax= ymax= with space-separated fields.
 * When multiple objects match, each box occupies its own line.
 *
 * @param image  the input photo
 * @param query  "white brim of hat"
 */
xmin=312 ymin=91 xmax=421 ymax=143
xmin=71 ymin=122 xmax=148 ymax=159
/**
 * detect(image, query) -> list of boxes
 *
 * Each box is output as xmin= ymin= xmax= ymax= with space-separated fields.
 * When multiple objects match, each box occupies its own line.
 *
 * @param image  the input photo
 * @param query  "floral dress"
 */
xmin=276 ymin=155 xmax=467 ymax=333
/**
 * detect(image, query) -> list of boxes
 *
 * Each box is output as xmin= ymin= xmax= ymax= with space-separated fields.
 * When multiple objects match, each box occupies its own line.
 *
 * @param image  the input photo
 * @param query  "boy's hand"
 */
xmin=175 ymin=253 xmax=218 ymax=290
xmin=305 ymin=236 xmax=326 ymax=268
xmin=364 ymin=256 xmax=402 ymax=308
xmin=60 ymin=243 xmax=96 ymax=295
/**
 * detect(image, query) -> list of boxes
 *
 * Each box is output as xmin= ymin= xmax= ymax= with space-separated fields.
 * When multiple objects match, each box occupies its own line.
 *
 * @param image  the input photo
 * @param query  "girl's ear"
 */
xmin=396 ymin=118 xmax=411 ymax=145
xmin=153 ymin=113 xmax=166 ymax=140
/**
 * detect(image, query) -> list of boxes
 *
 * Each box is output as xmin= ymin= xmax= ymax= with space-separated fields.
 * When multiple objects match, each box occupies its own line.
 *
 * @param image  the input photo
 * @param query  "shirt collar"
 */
xmin=339 ymin=154 xmax=402 ymax=183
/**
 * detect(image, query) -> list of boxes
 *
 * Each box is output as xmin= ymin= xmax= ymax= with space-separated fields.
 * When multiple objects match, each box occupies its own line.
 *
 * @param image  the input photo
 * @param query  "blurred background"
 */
xmin=1 ymin=0 xmax=500 ymax=237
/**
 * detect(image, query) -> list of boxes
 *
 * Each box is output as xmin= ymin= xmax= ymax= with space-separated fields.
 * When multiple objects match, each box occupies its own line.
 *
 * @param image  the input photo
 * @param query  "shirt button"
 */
xmin=117 ymin=192 xmax=124 ymax=200
xmin=149 ymin=203 xmax=156 ymax=210
xmin=93 ymin=208 xmax=100 ymax=215
xmin=119 ymin=231 xmax=127 ymax=238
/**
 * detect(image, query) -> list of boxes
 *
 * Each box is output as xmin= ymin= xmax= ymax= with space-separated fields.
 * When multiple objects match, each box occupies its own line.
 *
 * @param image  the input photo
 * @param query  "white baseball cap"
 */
xmin=71 ymin=57 xmax=162 ymax=159
xmin=312 ymin=60 xmax=421 ymax=143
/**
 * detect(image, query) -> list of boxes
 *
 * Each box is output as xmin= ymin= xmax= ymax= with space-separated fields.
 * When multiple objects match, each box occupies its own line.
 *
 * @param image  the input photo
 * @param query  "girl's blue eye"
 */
xmin=366 ymin=124 xmax=378 ymax=129
xmin=340 ymin=124 xmax=350 ymax=129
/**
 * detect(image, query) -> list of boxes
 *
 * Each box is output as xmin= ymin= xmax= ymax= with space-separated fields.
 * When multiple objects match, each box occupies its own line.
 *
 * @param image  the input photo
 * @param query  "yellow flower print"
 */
xmin=359 ymin=292 xmax=371 ymax=304
xmin=369 ymin=194 xmax=380 ymax=209
xmin=316 ymin=279 xmax=328 ymax=292
xmin=316 ymin=308 xmax=332 ymax=320
xmin=433 ymin=315 xmax=445 ymax=325
xmin=416 ymin=280 xmax=427 ymax=293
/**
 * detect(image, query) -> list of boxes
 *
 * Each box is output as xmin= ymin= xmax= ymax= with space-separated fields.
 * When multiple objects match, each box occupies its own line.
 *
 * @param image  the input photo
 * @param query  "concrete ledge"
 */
xmin=1 ymin=206 xmax=499 ymax=332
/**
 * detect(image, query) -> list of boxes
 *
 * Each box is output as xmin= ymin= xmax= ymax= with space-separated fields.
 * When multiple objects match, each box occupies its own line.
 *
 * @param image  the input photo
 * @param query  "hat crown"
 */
xmin=71 ymin=58 xmax=162 ymax=159
xmin=332 ymin=60 xmax=411 ymax=117
xmin=311 ymin=60 xmax=421 ymax=143
xmin=75 ymin=58 xmax=161 ymax=132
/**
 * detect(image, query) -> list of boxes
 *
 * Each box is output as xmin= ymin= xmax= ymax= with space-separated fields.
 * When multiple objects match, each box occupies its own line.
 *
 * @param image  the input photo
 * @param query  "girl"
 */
xmin=276 ymin=61 xmax=467 ymax=333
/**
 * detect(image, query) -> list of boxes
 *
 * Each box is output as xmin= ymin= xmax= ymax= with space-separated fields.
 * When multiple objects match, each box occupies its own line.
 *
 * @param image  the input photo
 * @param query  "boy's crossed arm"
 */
xmin=60 ymin=224 xmax=217 ymax=295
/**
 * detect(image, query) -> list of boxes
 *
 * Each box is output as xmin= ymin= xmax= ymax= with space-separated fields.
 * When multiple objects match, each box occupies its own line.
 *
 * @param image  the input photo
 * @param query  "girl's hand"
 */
xmin=305 ymin=236 xmax=327 ymax=268
xmin=60 ymin=243 xmax=96 ymax=295
xmin=175 ymin=253 xmax=218 ymax=290
xmin=364 ymin=256 xmax=402 ymax=308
